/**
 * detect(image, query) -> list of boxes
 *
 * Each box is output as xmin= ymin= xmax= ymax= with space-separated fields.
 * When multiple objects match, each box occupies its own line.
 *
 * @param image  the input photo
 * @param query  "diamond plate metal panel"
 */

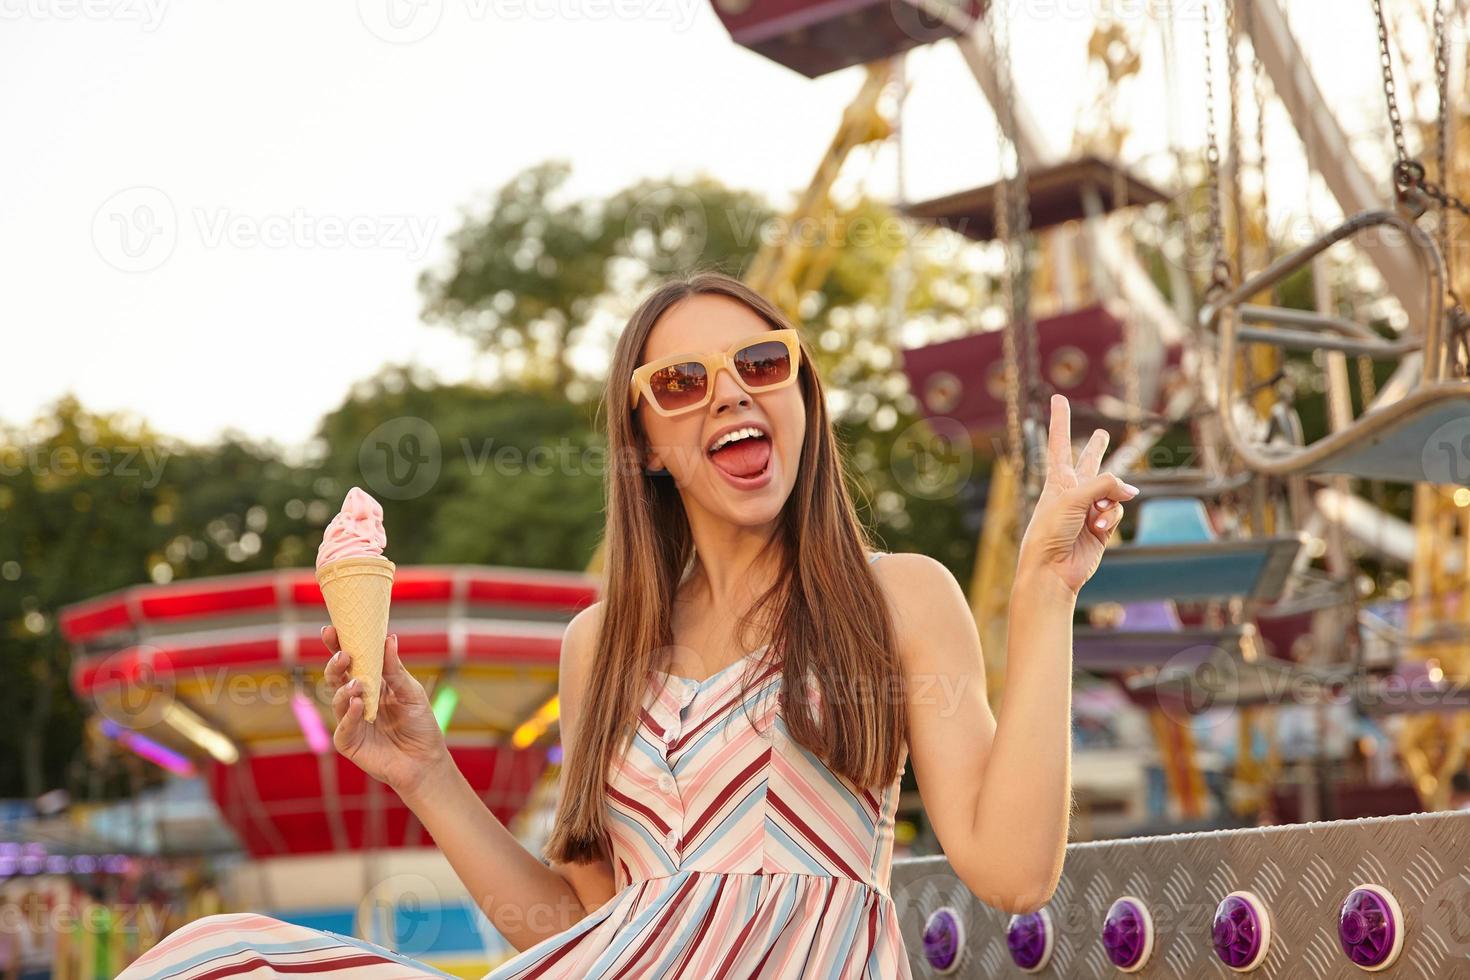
xmin=892 ymin=811 xmax=1470 ymax=978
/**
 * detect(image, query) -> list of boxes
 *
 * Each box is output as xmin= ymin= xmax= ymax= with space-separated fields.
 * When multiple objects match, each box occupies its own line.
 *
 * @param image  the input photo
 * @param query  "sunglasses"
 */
xmin=629 ymin=328 xmax=802 ymax=417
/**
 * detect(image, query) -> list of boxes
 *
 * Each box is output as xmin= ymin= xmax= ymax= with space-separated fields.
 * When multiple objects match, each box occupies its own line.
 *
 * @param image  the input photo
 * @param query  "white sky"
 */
xmin=1 ymin=0 xmax=1433 ymax=449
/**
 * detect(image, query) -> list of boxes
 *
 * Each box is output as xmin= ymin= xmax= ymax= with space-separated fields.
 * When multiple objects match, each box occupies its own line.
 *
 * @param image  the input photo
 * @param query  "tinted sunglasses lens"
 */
xmin=734 ymin=340 xmax=792 ymax=388
xmin=649 ymin=361 xmax=708 ymax=412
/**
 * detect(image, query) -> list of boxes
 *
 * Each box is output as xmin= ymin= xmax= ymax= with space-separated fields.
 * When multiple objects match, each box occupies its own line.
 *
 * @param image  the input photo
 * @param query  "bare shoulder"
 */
xmin=564 ymin=600 xmax=604 ymax=656
xmin=868 ymin=551 xmax=963 ymax=616
xmin=560 ymin=600 xmax=605 ymax=705
xmin=867 ymin=552 xmax=976 ymax=668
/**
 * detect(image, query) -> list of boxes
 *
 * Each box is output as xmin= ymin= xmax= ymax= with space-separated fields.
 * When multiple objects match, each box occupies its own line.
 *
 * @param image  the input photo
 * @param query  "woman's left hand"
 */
xmin=1016 ymin=393 xmax=1140 ymax=596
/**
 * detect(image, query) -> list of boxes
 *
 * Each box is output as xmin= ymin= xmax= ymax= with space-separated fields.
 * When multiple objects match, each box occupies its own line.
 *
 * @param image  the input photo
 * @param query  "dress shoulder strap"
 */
xmin=867 ymin=551 xmax=887 ymax=564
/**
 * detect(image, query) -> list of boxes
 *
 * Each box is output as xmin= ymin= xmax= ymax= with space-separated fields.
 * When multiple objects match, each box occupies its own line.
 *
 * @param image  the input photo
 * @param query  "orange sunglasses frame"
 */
xmin=628 ymin=328 xmax=803 ymax=417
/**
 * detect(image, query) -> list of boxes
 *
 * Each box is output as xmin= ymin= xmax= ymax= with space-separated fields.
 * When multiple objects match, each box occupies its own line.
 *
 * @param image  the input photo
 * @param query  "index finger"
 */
xmin=1047 ymin=393 xmax=1074 ymax=477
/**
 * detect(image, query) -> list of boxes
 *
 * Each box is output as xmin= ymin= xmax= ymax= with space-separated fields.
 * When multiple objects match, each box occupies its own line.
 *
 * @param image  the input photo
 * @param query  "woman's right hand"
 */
xmin=323 ymin=627 xmax=450 ymax=801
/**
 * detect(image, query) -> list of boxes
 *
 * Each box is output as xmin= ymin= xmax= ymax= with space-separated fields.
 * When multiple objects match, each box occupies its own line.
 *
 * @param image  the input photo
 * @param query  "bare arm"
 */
xmin=885 ymin=394 xmax=1136 ymax=914
xmin=326 ymin=602 xmax=615 ymax=951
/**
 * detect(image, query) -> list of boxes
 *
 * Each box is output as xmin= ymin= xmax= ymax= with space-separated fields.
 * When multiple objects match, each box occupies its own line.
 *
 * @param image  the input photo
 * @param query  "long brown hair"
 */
xmin=543 ymin=270 xmax=904 ymax=864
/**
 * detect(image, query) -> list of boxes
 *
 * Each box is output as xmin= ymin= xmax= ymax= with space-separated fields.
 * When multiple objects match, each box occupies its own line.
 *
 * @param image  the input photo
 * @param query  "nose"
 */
xmin=708 ymin=361 xmax=751 ymax=415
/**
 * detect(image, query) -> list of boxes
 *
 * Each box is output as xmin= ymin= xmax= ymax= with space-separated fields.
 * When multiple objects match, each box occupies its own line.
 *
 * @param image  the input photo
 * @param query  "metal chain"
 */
xmin=1370 ymin=0 xmax=1470 ymax=378
xmin=1227 ymin=0 xmax=1246 ymax=283
xmin=989 ymin=7 xmax=1023 ymax=484
xmin=991 ymin=5 xmax=1039 ymax=420
xmin=1373 ymin=0 xmax=1470 ymax=216
xmin=1434 ymin=0 xmax=1463 ymax=306
xmin=1248 ymin=0 xmax=1271 ymax=268
xmin=1371 ymin=0 xmax=1412 ymax=175
xmin=989 ymin=0 xmax=1046 ymax=516
xmin=1435 ymin=0 xmax=1470 ymax=373
xmin=1202 ymin=0 xmax=1233 ymax=298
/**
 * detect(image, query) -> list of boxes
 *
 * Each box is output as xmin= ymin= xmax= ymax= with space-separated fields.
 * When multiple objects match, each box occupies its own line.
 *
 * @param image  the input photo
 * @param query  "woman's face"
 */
xmin=635 ymin=293 xmax=806 ymax=528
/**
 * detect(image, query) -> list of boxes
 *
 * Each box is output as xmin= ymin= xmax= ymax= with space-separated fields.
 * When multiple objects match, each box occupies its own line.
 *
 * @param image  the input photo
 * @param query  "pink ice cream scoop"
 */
xmin=316 ymin=487 xmax=388 ymax=568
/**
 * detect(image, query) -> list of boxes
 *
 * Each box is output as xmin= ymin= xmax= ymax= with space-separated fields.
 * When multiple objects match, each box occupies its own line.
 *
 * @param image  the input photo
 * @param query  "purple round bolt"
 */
xmin=1006 ymin=908 xmax=1054 ymax=973
xmin=1338 ymin=885 xmax=1404 ymax=971
xmin=1102 ymin=897 xmax=1154 ymax=971
xmin=1212 ymin=891 xmax=1271 ymax=972
xmin=921 ymin=907 xmax=963 ymax=975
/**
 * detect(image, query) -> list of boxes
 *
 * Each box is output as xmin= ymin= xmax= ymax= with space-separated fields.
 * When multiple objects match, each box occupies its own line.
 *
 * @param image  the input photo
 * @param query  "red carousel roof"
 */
xmin=61 ymin=564 xmax=598 ymax=647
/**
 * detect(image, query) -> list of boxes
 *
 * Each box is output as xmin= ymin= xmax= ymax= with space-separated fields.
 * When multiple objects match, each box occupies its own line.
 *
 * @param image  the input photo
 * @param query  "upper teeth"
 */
xmin=709 ymin=427 xmax=764 ymax=453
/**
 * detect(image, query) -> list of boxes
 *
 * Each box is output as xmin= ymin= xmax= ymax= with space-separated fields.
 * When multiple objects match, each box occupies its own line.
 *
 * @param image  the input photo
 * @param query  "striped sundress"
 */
xmin=120 ymin=551 xmax=911 ymax=979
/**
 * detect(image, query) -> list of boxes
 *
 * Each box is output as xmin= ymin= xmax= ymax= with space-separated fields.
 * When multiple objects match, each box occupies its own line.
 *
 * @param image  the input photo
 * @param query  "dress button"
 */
xmin=666 ymin=831 xmax=679 ymax=849
xmin=658 ymin=774 xmax=676 ymax=793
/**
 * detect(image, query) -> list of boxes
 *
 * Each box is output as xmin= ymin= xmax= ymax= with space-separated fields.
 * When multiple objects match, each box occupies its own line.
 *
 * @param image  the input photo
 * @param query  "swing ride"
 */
xmin=709 ymin=0 xmax=1470 ymax=974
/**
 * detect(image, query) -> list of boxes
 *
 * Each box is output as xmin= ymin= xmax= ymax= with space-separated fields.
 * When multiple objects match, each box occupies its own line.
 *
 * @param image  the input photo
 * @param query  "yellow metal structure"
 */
xmin=743 ymin=60 xmax=896 ymax=318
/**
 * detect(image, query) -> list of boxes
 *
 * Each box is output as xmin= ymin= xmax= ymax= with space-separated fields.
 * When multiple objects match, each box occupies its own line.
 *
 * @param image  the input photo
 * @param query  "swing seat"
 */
xmin=1202 ymin=208 xmax=1470 ymax=484
xmin=1123 ymin=654 xmax=1350 ymax=716
xmin=1076 ymin=599 xmax=1246 ymax=672
xmin=1287 ymin=384 xmax=1470 ymax=483
xmin=900 ymin=303 xmax=1130 ymax=437
xmin=1357 ymin=659 xmax=1470 ymax=715
xmin=1124 ymin=469 xmax=1253 ymax=499
xmin=1076 ymin=498 xmax=1305 ymax=606
xmin=710 ymin=0 xmax=982 ymax=79
xmin=902 ymin=156 xmax=1168 ymax=240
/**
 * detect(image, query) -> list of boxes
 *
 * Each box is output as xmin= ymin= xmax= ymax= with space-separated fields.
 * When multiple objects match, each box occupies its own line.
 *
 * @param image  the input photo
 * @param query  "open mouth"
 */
xmin=707 ymin=429 xmax=772 ymax=482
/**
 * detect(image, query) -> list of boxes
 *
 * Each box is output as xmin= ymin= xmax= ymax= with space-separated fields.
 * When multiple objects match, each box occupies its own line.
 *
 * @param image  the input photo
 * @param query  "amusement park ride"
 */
xmin=58 ymin=566 xmax=597 ymax=976
xmin=46 ymin=0 xmax=1470 ymax=976
xmin=705 ymin=0 xmax=1470 ymax=974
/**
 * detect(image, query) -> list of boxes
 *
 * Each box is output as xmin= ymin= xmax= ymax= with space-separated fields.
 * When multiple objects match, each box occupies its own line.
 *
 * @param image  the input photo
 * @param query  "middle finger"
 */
xmin=1075 ymin=427 xmax=1109 ymax=479
xmin=324 ymin=649 xmax=352 ymax=687
xmin=331 ymin=676 xmax=361 ymax=723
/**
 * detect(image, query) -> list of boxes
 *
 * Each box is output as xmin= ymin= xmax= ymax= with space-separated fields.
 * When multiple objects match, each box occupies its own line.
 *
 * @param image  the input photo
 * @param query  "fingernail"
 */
xmin=1095 ymin=518 xmax=1108 ymax=530
xmin=320 ymin=625 xmax=329 ymax=638
xmin=1095 ymin=498 xmax=1112 ymax=510
xmin=1123 ymin=483 xmax=1140 ymax=494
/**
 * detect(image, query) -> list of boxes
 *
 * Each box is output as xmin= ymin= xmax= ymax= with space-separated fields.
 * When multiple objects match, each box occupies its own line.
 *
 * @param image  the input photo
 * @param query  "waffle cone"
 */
xmin=316 ymin=556 xmax=395 ymax=723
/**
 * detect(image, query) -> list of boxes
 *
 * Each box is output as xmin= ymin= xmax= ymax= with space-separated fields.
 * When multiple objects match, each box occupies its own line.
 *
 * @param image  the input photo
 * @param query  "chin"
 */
xmin=722 ymin=496 xmax=787 ymax=527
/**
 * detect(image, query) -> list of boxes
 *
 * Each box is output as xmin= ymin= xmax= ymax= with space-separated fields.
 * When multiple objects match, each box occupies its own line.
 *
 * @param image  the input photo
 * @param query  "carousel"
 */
xmin=60 ymin=563 xmax=596 ymax=977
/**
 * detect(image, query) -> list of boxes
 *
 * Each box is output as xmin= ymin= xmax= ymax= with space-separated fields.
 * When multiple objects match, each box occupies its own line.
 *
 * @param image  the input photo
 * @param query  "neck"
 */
xmin=680 ymin=518 xmax=782 ymax=616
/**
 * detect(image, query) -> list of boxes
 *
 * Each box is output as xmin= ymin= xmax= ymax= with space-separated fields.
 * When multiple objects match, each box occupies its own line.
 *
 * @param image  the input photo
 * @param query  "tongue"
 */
xmin=710 ymin=438 xmax=771 ymax=479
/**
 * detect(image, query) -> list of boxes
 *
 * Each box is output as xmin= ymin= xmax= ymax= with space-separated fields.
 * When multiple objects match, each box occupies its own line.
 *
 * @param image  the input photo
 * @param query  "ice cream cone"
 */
xmin=317 ymin=555 xmax=395 ymax=723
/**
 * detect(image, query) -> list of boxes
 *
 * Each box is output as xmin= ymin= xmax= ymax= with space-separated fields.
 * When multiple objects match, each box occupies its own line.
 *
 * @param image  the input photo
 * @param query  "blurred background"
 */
xmin=5 ymin=0 xmax=1470 ymax=975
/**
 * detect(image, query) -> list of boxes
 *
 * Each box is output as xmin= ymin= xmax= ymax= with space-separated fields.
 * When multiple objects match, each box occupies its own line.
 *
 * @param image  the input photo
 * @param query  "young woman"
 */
xmin=120 ymin=271 xmax=1136 ymax=978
